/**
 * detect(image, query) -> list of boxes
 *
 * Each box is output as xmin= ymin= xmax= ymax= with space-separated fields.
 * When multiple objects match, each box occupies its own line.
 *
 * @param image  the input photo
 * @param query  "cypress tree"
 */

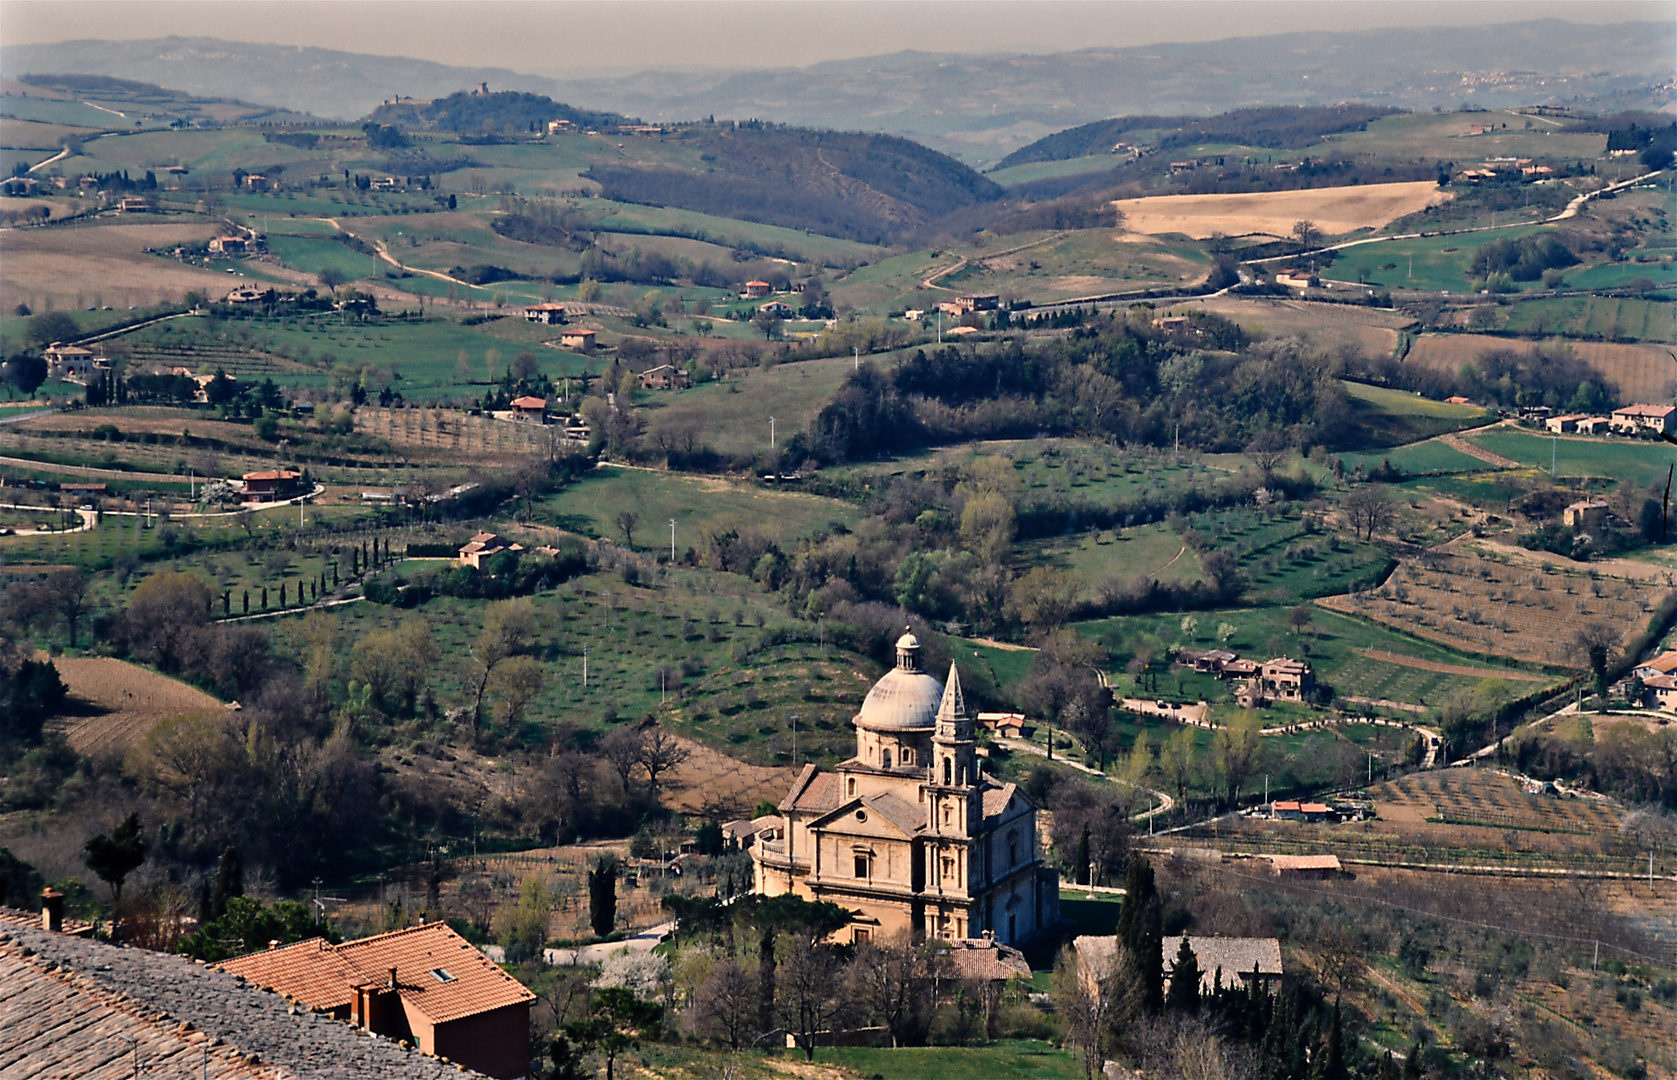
xmin=1313 ymin=1000 xmax=1346 ymax=1080
xmin=1115 ymin=855 xmax=1164 ymax=1015
xmin=588 ymin=854 xmax=619 ymax=938
xmin=1166 ymin=934 xmax=1201 ymax=1014
xmin=211 ymin=846 xmax=243 ymax=919
xmin=1074 ymin=824 xmax=1090 ymax=886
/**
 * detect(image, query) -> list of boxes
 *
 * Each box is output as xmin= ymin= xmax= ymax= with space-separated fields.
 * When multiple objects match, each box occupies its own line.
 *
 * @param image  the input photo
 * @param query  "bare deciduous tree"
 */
xmin=634 ymin=725 xmax=691 ymax=798
xmin=1342 ymin=484 xmax=1396 ymax=541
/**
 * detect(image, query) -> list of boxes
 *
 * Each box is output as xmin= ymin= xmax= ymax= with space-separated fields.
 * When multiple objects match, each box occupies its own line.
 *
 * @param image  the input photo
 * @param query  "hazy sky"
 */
xmin=2 ymin=0 xmax=1666 ymax=76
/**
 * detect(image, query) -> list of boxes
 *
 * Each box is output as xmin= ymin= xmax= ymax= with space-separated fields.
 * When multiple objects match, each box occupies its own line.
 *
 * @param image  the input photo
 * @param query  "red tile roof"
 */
xmin=217 ymin=936 xmax=359 ymax=1010
xmin=221 ymin=922 xmax=533 ymax=1027
xmin=508 ymin=396 xmax=546 ymax=410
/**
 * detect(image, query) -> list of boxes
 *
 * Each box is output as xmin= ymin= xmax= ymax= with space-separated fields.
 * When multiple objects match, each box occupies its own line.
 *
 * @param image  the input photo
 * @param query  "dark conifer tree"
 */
xmin=1166 ymin=934 xmax=1201 ymax=1014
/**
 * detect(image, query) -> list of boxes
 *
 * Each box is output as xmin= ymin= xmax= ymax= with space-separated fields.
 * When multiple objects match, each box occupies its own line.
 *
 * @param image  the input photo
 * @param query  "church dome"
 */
xmin=855 ymin=667 xmax=945 ymax=731
xmin=855 ymin=627 xmax=943 ymax=731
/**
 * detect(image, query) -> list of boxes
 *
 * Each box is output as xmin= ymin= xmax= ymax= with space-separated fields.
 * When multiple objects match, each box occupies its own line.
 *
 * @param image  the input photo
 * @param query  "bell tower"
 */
xmin=929 ymin=663 xmax=978 ymax=832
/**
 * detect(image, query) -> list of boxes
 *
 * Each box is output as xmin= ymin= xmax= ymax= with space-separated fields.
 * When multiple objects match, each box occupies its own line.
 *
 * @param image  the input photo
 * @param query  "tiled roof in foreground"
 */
xmin=0 ymin=910 xmax=487 ymax=1079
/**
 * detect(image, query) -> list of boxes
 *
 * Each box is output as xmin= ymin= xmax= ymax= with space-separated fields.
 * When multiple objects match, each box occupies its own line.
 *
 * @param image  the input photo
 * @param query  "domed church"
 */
xmin=751 ymin=631 xmax=1060 ymax=945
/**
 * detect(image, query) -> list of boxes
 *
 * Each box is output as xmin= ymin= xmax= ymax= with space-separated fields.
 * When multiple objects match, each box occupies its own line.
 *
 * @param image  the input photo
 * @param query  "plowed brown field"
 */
xmin=1114 ymin=182 xmax=1452 ymax=239
xmin=1405 ymin=334 xmax=1677 ymax=403
xmin=45 ymin=655 xmax=225 ymax=757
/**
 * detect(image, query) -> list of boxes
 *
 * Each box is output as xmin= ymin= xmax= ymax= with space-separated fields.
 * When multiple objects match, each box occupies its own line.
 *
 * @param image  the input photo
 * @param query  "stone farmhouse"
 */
xmin=636 ymin=364 xmax=691 ymax=390
xmin=742 ymin=280 xmax=773 ymax=298
xmin=1611 ymin=403 xmax=1677 ymax=435
xmin=523 ymin=302 xmax=567 ymax=325
xmin=1563 ymin=498 xmax=1610 ymax=531
xmin=559 ymin=328 xmax=596 ymax=352
xmin=750 ymin=631 xmax=1060 ymax=946
xmin=218 ymin=921 xmax=533 ymax=1079
xmin=458 ymin=531 xmax=523 ymax=568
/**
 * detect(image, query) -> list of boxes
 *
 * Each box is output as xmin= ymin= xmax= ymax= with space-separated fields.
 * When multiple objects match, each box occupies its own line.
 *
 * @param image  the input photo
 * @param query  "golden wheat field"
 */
xmin=1165 ymin=295 xmax=1416 ymax=357
xmin=45 ymin=655 xmax=226 ymax=757
xmin=1114 ymin=181 xmax=1453 ymax=240
xmin=0 ymin=221 xmax=243 ymax=312
xmin=1406 ymin=333 xmax=1677 ymax=403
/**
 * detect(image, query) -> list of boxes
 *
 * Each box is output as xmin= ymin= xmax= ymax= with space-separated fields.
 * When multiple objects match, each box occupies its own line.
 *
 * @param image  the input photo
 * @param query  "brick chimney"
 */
xmin=41 ymin=887 xmax=64 ymax=933
xmin=388 ymin=966 xmax=398 ymax=990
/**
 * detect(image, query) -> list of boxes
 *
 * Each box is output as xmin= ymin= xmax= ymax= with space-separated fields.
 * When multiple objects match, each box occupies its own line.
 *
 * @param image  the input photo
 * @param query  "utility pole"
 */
xmin=853 ymin=346 xmax=859 ymax=371
xmin=768 ymin=416 xmax=775 ymax=446
xmin=791 ymin=713 xmax=799 ymax=768
xmin=582 ymin=644 xmax=588 ymax=689
xmin=669 ymin=519 xmax=676 ymax=562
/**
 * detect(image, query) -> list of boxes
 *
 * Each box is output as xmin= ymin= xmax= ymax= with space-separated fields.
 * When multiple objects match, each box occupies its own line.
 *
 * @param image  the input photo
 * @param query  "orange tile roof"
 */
xmin=219 ymin=936 xmax=359 ymax=1009
xmin=221 ymin=922 xmax=532 ymax=1027
xmin=336 ymin=922 xmax=534 ymax=1025
xmin=509 ymin=396 xmax=547 ymax=409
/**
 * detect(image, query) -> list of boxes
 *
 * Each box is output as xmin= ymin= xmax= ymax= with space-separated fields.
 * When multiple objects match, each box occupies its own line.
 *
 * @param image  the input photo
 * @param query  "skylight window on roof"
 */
xmin=429 ymin=968 xmax=456 ymax=983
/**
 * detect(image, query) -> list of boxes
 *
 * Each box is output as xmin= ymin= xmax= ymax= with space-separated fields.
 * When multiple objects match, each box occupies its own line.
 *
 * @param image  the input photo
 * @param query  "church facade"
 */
xmin=751 ymin=632 xmax=1059 ymax=945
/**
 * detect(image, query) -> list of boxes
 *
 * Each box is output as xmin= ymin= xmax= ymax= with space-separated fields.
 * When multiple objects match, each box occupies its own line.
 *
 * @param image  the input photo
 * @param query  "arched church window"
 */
xmin=943 ymin=758 xmax=952 ymax=785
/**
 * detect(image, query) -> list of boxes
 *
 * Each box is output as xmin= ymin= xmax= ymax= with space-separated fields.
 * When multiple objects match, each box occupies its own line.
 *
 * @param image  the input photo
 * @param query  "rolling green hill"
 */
xmin=996 ymin=104 xmax=1400 ymax=169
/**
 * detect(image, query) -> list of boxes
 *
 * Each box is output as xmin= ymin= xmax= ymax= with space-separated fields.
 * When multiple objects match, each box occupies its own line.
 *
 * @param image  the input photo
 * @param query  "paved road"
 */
xmin=0 ymin=502 xmax=96 ymax=535
xmin=993 ymin=735 xmax=1176 ymax=820
xmin=483 ymin=921 xmax=674 ymax=967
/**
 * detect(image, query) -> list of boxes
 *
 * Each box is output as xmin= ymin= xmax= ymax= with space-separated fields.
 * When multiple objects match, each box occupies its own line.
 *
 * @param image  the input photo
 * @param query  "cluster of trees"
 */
xmin=584 ymin=125 xmax=1003 ymax=245
xmin=998 ymin=105 xmax=1400 ymax=169
xmin=789 ymin=316 xmax=1358 ymax=466
xmin=1349 ymin=344 xmax=1617 ymax=416
xmin=1468 ymin=234 xmax=1579 ymax=284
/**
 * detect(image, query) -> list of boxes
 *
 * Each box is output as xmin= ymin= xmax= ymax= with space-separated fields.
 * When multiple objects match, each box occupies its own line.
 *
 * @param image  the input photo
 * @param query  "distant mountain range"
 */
xmin=4 ymin=20 xmax=1671 ymax=164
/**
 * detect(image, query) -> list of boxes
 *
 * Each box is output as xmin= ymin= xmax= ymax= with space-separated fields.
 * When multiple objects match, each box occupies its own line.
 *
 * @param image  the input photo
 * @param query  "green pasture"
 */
xmin=1335 ymin=438 xmax=1495 ymax=477
xmin=0 ymin=502 xmax=345 ymax=573
xmin=1024 ymin=522 xmax=1205 ymax=599
xmin=1329 ymin=225 xmax=1559 ymax=293
xmin=586 ymin=199 xmax=885 ymax=266
xmin=539 ymin=466 xmax=858 ymax=546
xmin=0 ymin=98 xmax=129 ymax=128
xmin=1075 ymin=603 xmax=1550 ymax=708
xmin=962 ymin=639 xmax=1038 ymax=692
xmin=828 ymin=249 xmax=953 ymax=313
xmin=987 ymin=155 xmax=1121 ymax=188
xmin=1564 ymin=261 xmax=1677 ymax=292
xmin=632 ymin=354 xmax=863 ymax=458
xmin=940 ymin=230 xmax=1211 ymax=304
xmin=1328 ymin=112 xmax=1606 ymax=167
xmin=330 ymin=566 xmax=807 ymax=748
xmin=1500 ymin=295 xmax=1677 ymax=342
xmin=817 ymin=1041 xmax=1082 ymax=1079
xmin=1340 ymin=380 xmax=1489 ymax=421
xmin=1193 ymin=505 xmax=1393 ymax=601
xmin=1467 ymin=427 xmax=1677 ymax=486
xmin=121 ymin=314 xmax=603 ymax=400
xmin=264 ymin=235 xmax=385 ymax=283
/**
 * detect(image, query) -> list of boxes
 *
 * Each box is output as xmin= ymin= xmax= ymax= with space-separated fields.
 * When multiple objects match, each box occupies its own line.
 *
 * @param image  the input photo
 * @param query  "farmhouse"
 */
xmin=758 ymin=300 xmax=794 ymax=318
xmin=225 ymin=286 xmax=267 ymax=304
xmin=1182 ymin=648 xmax=1239 ymax=674
xmin=952 ymin=294 xmax=1000 ymax=313
xmin=559 ymin=328 xmax=596 ymax=352
xmin=976 ymin=712 xmax=1033 ymax=738
xmin=1545 ymin=414 xmax=1586 ymax=433
xmin=1264 ymin=854 xmax=1342 ymax=878
xmin=1576 ymin=416 xmax=1610 ymax=434
xmin=523 ymin=302 xmax=568 ymax=324
xmin=507 ymin=395 xmax=548 ymax=422
xmin=1634 ymin=650 xmax=1677 ymax=680
xmin=1152 ymin=315 xmax=1191 ymax=330
xmin=1611 ymin=403 xmax=1677 ymax=435
xmin=547 ymin=118 xmax=576 ymax=133
xmin=209 ymin=235 xmax=247 ymax=254
xmin=1 ymin=908 xmax=481 ymax=1080
xmin=118 ymin=196 xmax=151 ymax=212
xmin=43 ymin=344 xmax=104 ymax=381
xmin=458 ymin=531 xmax=523 ymax=568
xmin=636 ymin=364 xmax=690 ymax=391
xmin=1274 ymin=271 xmax=1320 ymax=289
xmin=750 ymin=631 xmax=1059 ymax=946
xmin=242 ymin=469 xmax=303 ymax=503
xmin=1563 ymin=498 xmax=1609 ymax=531
xmin=1641 ymin=674 xmax=1677 ymax=711
xmin=218 ymin=921 xmax=534 ymax=1079
xmin=743 ymin=280 xmax=773 ymax=298
xmin=244 ymin=174 xmax=269 ymax=191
